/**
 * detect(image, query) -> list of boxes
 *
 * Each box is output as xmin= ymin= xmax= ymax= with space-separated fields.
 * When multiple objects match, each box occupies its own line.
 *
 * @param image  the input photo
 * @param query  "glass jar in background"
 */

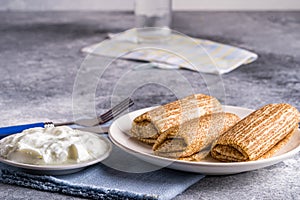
xmin=135 ymin=0 xmax=172 ymax=43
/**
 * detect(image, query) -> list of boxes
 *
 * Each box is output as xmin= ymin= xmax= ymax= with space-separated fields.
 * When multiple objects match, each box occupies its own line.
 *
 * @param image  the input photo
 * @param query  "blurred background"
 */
xmin=1 ymin=0 xmax=300 ymax=11
xmin=0 ymin=1 xmax=299 ymax=199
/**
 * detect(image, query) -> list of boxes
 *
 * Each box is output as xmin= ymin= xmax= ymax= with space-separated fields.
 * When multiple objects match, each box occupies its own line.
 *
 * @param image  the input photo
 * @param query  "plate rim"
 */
xmin=0 ymin=133 xmax=112 ymax=171
xmin=109 ymin=105 xmax=300 ymax=168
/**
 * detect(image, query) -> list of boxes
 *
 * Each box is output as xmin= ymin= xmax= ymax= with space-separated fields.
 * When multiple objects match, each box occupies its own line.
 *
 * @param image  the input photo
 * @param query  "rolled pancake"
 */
xmin=136 ymin=135 xmax=177 ymax=145
xmin=153 ymin=113 xmax=241 ymax=161
xmin=211 ymin=103 xmax=299 ymax=162
xmin=130 ymin=94 xmax=222 ymax=142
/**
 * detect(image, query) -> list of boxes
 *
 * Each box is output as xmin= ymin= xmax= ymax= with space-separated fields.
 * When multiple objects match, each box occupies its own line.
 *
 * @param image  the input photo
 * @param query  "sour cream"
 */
xmin=0 ymin=126 xmax=109 ymax=165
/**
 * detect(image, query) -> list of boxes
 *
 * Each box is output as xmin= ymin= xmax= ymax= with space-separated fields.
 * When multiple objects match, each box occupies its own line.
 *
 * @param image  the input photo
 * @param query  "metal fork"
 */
xmin=55 ymin=97 xmax=134 ymax=127
xmin=0 ymin=98 xmax=134 ymax=138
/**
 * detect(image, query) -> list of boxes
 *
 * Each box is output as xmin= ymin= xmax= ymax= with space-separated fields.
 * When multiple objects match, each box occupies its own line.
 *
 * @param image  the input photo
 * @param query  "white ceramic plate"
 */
xmin=109 ymin=106 xmax=300 ymax=175
xmin=0 ymin=134 xmax=112 ymax=175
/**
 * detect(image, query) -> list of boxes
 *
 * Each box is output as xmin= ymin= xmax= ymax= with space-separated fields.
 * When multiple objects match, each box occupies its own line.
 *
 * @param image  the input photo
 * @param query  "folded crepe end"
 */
xmin=211 ymin=127 xmax=297 ymax=162
xmin=211 ymin=104 xmax=299 ymax=162
xmin=210 ymin=144 xmax=249 ymax=162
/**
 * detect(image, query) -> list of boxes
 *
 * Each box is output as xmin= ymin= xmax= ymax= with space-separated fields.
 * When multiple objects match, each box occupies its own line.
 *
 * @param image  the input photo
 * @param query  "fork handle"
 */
xmin=0 ymin=122 xmax=54 ymax=138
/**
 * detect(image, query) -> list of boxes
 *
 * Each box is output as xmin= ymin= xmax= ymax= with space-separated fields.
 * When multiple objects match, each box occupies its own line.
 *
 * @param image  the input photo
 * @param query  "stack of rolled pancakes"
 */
xmin=130 ymin=94 xmax=299 ymax=162
xmin=130 ymin=94 xmax=240 ymax=161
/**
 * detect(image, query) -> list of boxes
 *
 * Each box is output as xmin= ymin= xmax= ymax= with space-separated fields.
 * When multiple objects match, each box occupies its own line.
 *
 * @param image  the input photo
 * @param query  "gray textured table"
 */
xmin=0 ymin=11 xmax=299 ymax=199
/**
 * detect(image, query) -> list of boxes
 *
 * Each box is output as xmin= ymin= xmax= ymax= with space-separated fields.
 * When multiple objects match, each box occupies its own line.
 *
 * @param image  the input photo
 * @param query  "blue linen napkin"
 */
xmin=0 ymin=141 xmax=204 ymax=200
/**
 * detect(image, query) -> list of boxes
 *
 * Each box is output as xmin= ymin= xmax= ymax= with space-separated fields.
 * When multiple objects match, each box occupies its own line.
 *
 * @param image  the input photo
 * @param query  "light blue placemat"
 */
xmin=0 ymin=141 xmax=204 ymax=200
xmin=82 ymin=30 xmax=258 ymax=74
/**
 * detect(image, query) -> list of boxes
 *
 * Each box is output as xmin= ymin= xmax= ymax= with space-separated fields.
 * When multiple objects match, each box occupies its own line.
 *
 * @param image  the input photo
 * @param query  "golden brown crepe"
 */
xmin=211 ymin=103 xmax=299 ymax=162
xmin=130 ymin=94 xmax=222 ymax=144
xmin=153 ymin=113 xmax=241 ymax=161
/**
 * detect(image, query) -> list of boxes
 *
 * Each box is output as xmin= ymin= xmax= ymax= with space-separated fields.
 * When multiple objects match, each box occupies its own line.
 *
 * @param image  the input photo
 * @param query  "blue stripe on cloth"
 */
xmin=0 ymin=169 xmax=158 ymax=200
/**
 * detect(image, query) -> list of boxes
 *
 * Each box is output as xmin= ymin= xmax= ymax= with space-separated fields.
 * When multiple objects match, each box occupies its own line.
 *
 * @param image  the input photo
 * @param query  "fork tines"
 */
xmin=98 ymin=98 xmax=134 ymax=124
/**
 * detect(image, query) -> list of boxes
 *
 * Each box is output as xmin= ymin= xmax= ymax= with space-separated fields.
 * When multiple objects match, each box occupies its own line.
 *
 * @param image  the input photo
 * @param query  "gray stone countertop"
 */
xmin=0 ymin=11 xmax=299 ymax=199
